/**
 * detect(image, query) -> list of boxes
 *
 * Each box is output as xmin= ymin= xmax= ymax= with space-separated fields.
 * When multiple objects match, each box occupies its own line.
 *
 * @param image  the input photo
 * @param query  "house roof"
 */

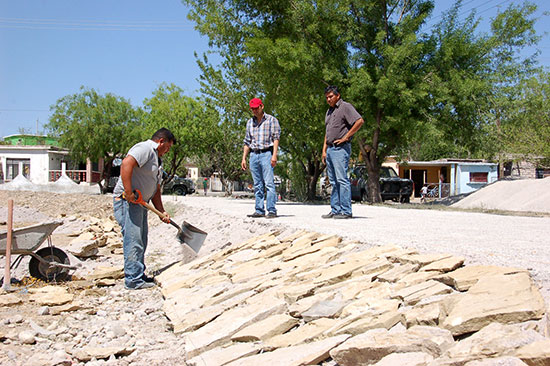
xmin=401 ymin=159 xmax=497 ymax=167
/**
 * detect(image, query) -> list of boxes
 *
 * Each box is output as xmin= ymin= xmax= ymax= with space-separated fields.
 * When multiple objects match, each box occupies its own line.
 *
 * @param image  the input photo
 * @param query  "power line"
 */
xmin=0 ymin=108 xmax=49 ymax=112
xmin=425 ymin=0 xmax=514 ymax=28
xmin=0 ymin=16 xmax=196 ymax=31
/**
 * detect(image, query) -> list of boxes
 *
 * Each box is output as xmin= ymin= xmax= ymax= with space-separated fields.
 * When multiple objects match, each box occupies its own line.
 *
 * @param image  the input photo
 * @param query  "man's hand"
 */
xmin=322 ymin=151 xmax=327 ymax=164
xmin=334 ymin=137 xmax=349 ymax=145
xmin=161 ymin=211 xmax=171 ymax=223
xmin=123 ymin=190 xmax=137 ymax=203
xmin=271 ymin=155 xmax=277 ymax=167
xmin=241 ymin=158 xmax=247 ymax=171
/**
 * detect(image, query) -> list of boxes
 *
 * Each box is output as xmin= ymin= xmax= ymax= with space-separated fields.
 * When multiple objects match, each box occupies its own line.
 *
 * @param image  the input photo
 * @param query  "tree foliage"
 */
xmin=500 ymin=71 xmax=550 ymax=166
xmin=184 ymin=0 xmax=543 ymax=202
xmin=142 ymin=83 xmax=216 ymax=182
xmin=46 ymin=87 xmax=142 ymax=191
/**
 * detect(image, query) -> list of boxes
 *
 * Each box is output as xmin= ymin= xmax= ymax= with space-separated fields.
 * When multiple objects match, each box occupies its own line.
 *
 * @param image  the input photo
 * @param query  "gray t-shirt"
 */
xmin=113 ymin=139 xmax=162 ymax=202
xmin=325 ymin=99 xmax=362 ymax=144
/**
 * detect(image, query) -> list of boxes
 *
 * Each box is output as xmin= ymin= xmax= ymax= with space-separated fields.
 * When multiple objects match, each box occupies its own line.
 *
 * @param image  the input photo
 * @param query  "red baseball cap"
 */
xmin=249 ymin=98 xmax=263 ymax=108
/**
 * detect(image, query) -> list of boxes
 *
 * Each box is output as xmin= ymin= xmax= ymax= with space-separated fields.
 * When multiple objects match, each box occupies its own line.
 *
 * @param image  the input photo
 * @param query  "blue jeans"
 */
xmin=250 ymin=150 xmax=277 ymax=214
xmin=326 ymin=143 xmax=352 ymax=216
xmin=113 ymin=198 xmax=149 ymax=289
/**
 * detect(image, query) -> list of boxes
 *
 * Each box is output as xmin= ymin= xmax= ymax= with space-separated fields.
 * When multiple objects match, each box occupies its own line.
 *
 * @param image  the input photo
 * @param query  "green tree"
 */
xmin=184 ymin=0 xmax=349 ymax=200
xmin=142 ymin=83 xmax=213 ymax=182
xmin=500 ymin=72 xmax=550 ymax=166
xmin=184 ymin=0 xmax=542 ymax=202
xmin=47 ymin=87 xmax=142 ymax=192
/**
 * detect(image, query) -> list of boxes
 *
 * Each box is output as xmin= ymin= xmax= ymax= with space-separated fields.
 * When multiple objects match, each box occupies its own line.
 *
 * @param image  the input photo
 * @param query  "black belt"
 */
xmin=251 ymin=146 xmax=273 ymax=154
xmin=327 ymin=141 xmax=349 ymax=147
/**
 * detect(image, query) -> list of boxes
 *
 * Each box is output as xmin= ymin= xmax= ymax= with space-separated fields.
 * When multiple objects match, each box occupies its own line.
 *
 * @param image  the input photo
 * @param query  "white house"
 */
xmin=0 ymin=145 xmax=72 ymax=184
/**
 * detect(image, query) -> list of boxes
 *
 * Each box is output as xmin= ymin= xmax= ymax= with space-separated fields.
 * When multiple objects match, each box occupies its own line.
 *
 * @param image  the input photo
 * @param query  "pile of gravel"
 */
xmin=451 ymin=177 xmax=550 ymax=213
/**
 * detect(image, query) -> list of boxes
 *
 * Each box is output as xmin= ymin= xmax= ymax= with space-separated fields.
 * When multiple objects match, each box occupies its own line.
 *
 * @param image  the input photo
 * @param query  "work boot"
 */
xmin=247 ymin=212 xmax=264 ymax=218
xmin=266 ymin=212 xmax=278 ymax=218
xmin=321 ymin=212 xmax=336 ymax=219
xmin=334 ymin=214 xmax=352 ymax=219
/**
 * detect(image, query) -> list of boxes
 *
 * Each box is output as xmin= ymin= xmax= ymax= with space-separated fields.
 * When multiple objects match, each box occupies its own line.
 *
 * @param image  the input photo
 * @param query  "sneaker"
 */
xmin=334 ymin=214 xmax=352 ymax=219
xmin=266 ymin=212 xmax=278 ymax=218
xmin=321 ymin=212 xmax=336 ymax=219
xmin=126 ymin=282 xmax=156 ymax=290
xmin=142 ymin=275 xmax=155 ymax=283
xmin=247 ymin=212 xmax=265 ymax=218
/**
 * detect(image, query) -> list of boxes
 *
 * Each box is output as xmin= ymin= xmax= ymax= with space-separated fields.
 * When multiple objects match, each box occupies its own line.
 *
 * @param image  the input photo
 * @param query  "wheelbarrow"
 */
xmin=1 ymin=220 xmax=76 ymax=282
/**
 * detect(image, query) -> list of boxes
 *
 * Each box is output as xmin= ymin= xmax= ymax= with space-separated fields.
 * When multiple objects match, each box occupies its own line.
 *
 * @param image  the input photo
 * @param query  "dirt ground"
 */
xmin=1 ymin=185 xmax=550 ymax=365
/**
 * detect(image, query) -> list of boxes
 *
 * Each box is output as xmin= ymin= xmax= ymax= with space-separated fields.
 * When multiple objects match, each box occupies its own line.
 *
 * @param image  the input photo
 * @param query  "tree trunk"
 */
xmin=304 ymin=158 xmax=324 ymax=201
xmin=358 ymin=108 xmax=383 ymax=203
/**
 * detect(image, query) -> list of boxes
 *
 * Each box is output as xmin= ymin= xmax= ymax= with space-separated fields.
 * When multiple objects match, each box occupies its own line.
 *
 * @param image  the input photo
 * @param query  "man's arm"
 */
xmin=241 ymin=145 xmax=250 ymax=170
xmin=151 ymin=184 xmax=170 ymax=223
xmin=271 ymin=139 xmax=279 ymax=167
xmin=334 ymin=117 xmax=364 ymax=145
xmin=120 ymin=155 xmax=138 ymax=202
xmin=322 ymin=134 xmax=328 ymax=164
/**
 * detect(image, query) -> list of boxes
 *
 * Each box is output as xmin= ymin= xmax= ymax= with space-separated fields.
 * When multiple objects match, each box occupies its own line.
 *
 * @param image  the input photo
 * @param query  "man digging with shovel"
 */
xmin=113 ymin=128 xmax=176 ymax=290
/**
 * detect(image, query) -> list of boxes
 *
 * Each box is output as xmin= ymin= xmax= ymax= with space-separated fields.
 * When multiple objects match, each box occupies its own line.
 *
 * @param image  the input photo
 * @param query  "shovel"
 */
xmin=128 ymin=190 xmax=207 ymax=253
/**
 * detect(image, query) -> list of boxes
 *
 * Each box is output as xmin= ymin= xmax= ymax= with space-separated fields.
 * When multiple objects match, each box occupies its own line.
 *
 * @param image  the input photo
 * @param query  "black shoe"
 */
xmin=334 ymin=214 xmax=352 ymax=219
xmin=142 ymin=275 xmax=155 ymax=283
xmin=266 ymin=212 xmax=278 ymax=218
xmin=321 ymin=212 xmax=336 ymax=219
xmin=247 ymin=212 xmax=265 ymax=218
xmin=126 ymin=282 xmax=156 ymax=290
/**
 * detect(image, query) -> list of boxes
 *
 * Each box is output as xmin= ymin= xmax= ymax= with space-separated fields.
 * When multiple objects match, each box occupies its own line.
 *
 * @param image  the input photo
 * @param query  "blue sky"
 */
xmin=1 ymin=0 xmax=549 ymax=138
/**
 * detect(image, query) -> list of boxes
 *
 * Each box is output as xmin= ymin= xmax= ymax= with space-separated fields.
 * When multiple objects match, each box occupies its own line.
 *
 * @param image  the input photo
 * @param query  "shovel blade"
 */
xmin=180 ymin=221 xmax=207 ymax=253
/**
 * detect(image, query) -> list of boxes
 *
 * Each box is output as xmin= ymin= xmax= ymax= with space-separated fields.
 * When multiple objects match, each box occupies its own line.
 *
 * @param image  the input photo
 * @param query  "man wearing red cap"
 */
xmin=241 ymin=98 xmax=281 ymax=218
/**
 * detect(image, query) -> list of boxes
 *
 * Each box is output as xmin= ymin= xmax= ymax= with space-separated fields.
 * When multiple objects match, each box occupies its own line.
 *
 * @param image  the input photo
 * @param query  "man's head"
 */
xmin=249 ymin=98 xmax=264 ymax=120
xmin=324 ymin=85 xmax=341 ymax=108
xmin=151 ymin=128 xmax=176 ymax=157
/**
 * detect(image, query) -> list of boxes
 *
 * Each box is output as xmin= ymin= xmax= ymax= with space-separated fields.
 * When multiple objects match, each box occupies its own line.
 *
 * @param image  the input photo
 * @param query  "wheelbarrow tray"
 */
xmin=0 ymin=220 xmax=63 ymax=255
xmin=1 ymin=220 xmax=76 ymax=281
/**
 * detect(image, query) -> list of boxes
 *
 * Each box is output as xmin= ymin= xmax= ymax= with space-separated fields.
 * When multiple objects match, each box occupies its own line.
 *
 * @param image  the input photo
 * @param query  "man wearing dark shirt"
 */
xmin=322 ymin=86 xmax=364 ymax=219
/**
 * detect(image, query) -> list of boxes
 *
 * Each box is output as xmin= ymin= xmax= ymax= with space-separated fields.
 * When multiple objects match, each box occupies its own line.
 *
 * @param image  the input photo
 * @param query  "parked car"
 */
xmin=104 ymin=167 xmax=196 ymax=196
xmin=350 ymin=165 xmax=413 ymax=203
xmin=162 ymin=173 xmax=196 ymax=196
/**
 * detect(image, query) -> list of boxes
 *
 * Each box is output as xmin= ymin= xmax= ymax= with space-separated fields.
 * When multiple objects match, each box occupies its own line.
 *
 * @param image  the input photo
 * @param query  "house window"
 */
xmin=470 ymin=172 xmax=488 ymax=183
xmin=6 ymin=158 xmax=31 ymax=180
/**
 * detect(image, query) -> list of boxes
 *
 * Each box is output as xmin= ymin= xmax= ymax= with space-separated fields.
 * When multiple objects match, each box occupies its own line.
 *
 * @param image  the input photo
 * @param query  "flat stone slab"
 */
xmin=330 ymin=326 xmax=453 ymax=366
xmin=231 ymin=313 xmax=299 ymax=342
xmin=441 ymin=273 xmax=546 ymax=336
xmin=186 ymin=342 xmax=261 ymax=366
xmin=225 ymin=334 xmax=350 ymax=366
xmin=434 ymin=265 xmax=527 ymax=291
xmin=184 ymin=297 xmax=286 ymax=358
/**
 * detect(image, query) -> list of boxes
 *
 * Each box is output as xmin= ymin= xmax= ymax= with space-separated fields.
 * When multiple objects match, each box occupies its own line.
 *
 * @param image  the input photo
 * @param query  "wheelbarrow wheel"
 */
xmin=29 ymin=247 xmax=70 ymax=282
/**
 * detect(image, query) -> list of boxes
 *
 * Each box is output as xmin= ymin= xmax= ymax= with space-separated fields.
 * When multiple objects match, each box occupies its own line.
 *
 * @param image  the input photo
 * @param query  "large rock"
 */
xmin=231 ymin=313 xmax=299 ymax=342
xmin=184 ymin=296 xmax=286 ymax=358
xmin=330 ymin=326 xmax=454 ymax=366
xmin=186 ymin=342 xmax=261 ymax=366
xmin=225 ymin=334 xmax=350 ymax=366
xmin=514 ymin=339 xmax=550 ymax=366
xmin=434 ymin=265 xmax=527 ymax=291
xmin=441 ymin=273 xmax=545 ymax=336
xmin=442 ymin=323 xmax=546 ymax=363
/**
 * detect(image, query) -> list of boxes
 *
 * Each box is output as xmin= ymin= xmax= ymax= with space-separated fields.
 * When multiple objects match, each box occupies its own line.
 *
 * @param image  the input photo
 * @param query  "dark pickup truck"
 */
xmin=350 ymin=165 xmax=413 ymax=203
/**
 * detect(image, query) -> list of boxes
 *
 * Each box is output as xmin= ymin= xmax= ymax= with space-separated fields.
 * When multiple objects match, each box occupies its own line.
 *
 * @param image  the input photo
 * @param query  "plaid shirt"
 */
xmin=243 ymin=113 xmax=281 ymax=150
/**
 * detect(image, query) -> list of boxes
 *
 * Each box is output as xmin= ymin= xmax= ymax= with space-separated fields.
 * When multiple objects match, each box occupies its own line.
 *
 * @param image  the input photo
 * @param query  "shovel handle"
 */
xmin=130 ymin=190 xmax=173 ymax=224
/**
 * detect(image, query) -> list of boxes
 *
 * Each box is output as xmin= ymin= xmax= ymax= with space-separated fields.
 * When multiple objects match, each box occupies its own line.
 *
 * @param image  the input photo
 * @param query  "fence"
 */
xmin=49 ymin=170 xmax=101 ymax=183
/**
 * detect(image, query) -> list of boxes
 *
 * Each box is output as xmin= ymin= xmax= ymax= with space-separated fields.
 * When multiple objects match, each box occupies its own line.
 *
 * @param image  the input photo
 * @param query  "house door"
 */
xmin=411 ymin=169 xmax=426 ymax=197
